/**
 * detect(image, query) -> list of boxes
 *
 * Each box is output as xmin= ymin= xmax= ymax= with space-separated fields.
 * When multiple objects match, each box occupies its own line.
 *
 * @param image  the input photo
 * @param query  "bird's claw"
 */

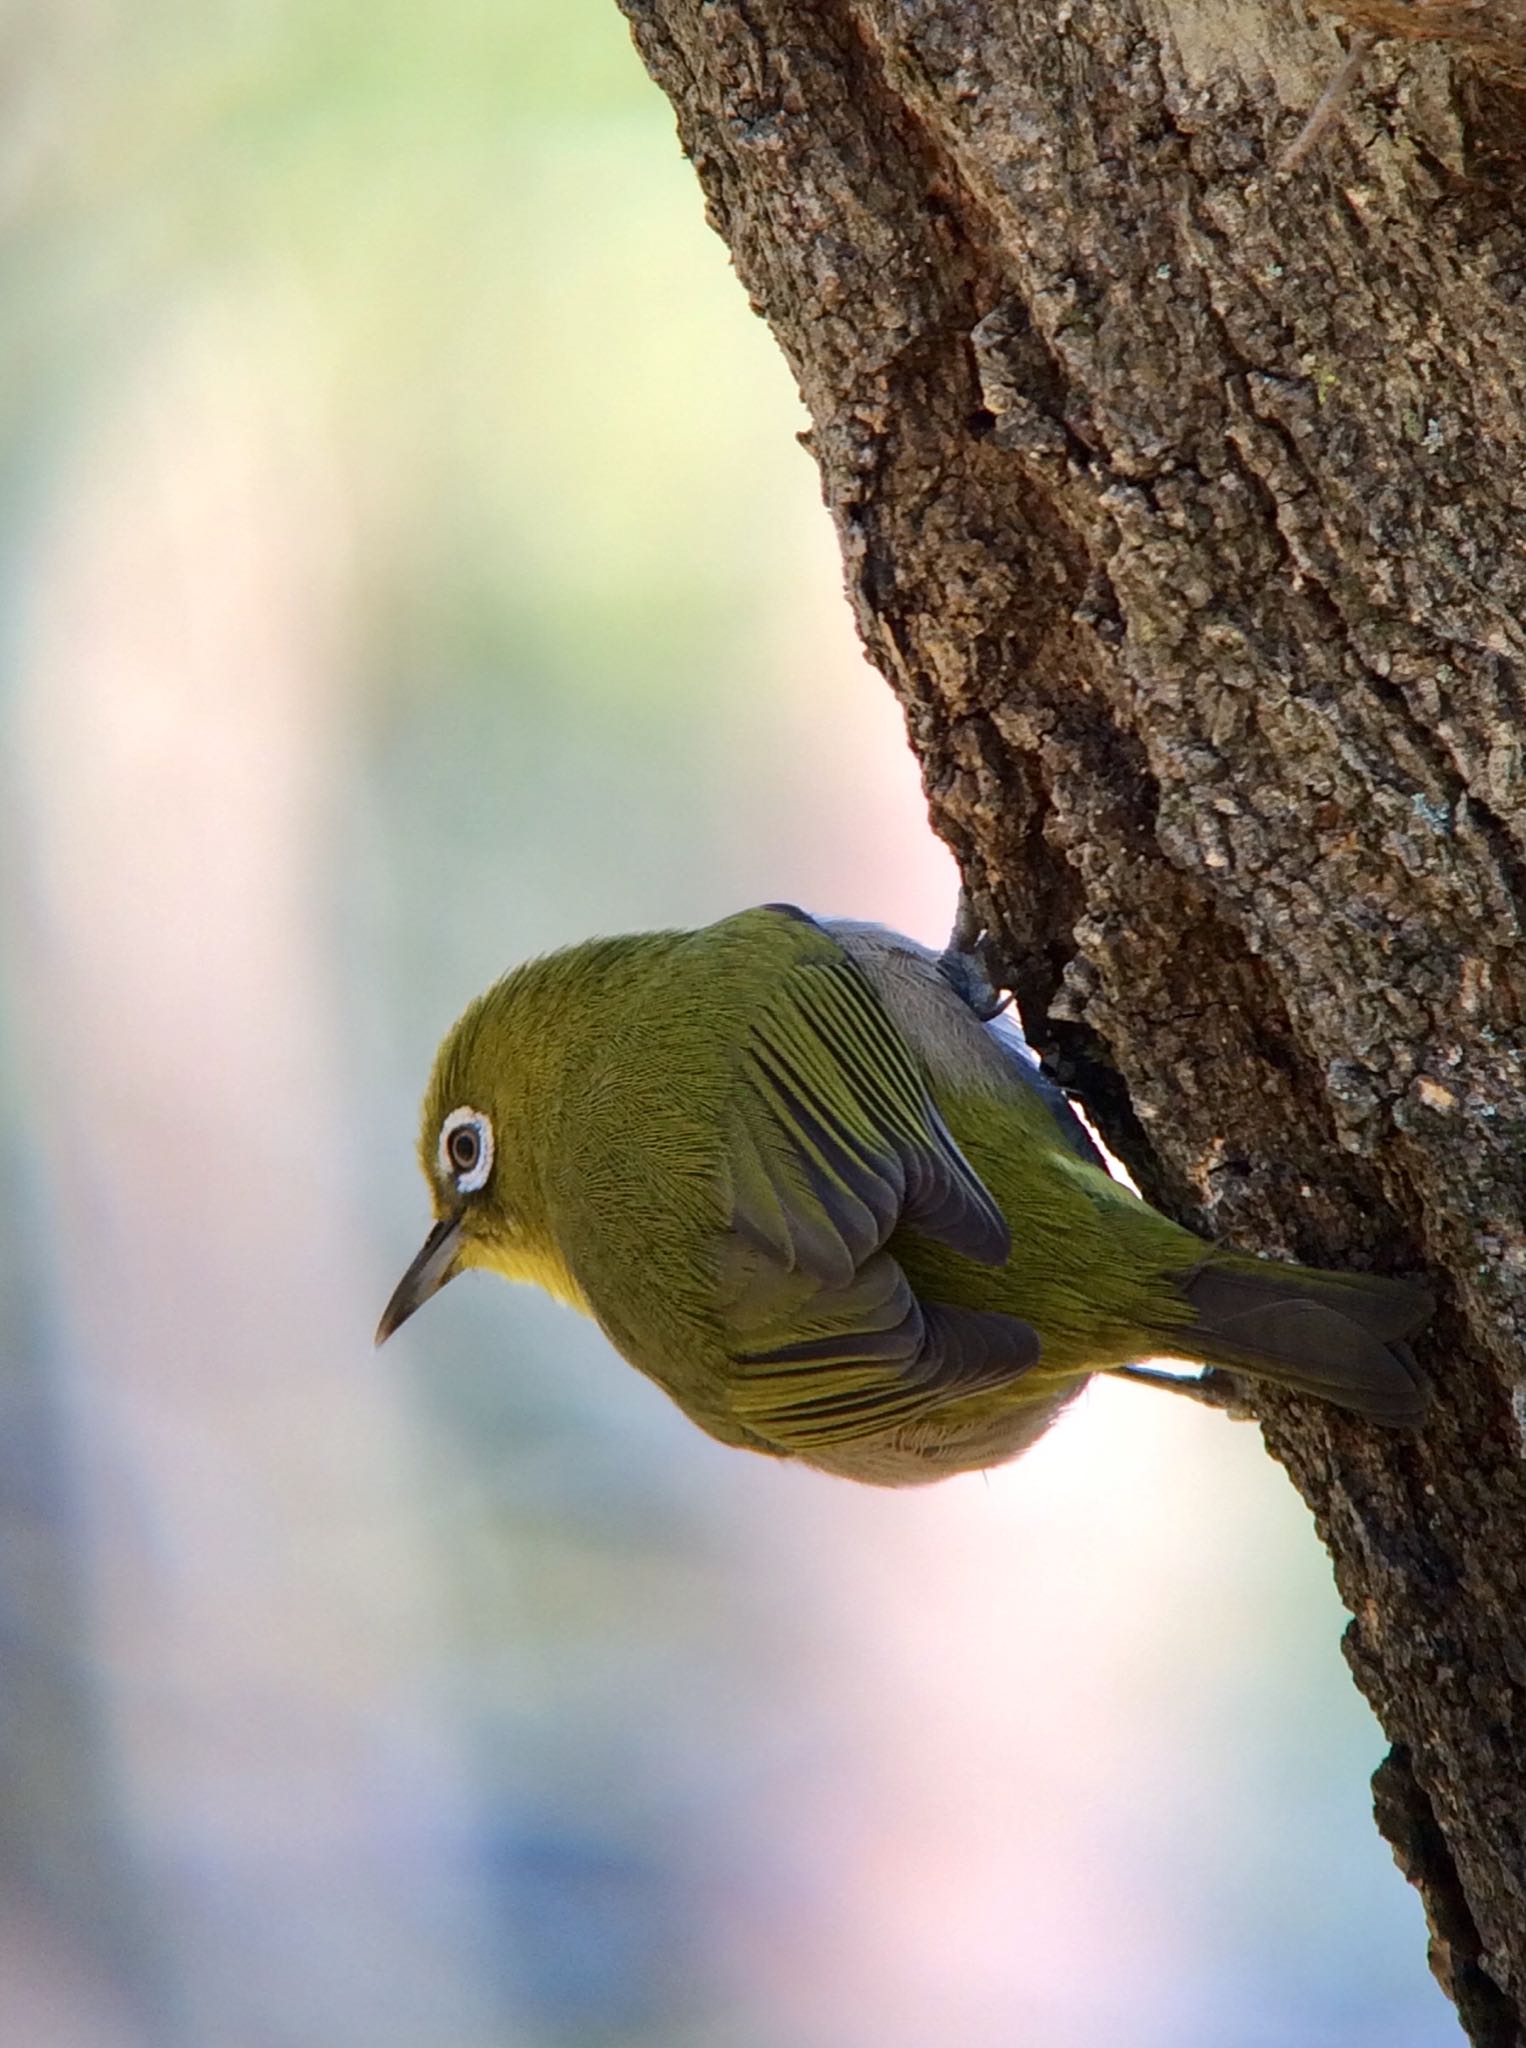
xmin=939 ymin=887 xmax=1011 ymax=1022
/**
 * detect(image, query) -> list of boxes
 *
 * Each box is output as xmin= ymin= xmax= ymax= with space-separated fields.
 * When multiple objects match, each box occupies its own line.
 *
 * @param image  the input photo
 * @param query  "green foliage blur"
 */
xmin=0 ymin=5 xmax=1455 ymax=2045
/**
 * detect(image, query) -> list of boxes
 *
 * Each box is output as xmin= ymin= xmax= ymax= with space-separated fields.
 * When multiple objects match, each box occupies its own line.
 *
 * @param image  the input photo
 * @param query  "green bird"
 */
xmin=377 ymin=905 xmax=1431 ymax=1485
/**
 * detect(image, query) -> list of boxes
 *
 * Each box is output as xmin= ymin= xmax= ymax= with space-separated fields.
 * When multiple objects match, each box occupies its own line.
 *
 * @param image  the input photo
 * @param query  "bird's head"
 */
xmin=375 ymin=980 xmax=551 ymax=1345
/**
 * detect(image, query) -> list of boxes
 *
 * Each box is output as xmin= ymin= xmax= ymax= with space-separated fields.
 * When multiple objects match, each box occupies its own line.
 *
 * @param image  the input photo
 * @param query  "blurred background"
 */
xmin=0 ymin=4 xmax=1453 ymax=2044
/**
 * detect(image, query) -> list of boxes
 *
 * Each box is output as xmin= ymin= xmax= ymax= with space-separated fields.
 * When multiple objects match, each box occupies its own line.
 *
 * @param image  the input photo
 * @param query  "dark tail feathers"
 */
xmin=1180 ymin=1258 xmax=1433 ymax=1427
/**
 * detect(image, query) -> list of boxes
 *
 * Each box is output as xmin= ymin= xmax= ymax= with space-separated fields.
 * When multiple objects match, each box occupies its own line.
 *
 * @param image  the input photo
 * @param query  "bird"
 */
xmin=377 ymin=902 xmax=1432 ymax=1486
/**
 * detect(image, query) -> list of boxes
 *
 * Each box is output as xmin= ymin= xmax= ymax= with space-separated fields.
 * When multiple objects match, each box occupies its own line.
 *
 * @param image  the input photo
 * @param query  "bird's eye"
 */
xmin=439 ymin=1106 xmax=493 ymax=1194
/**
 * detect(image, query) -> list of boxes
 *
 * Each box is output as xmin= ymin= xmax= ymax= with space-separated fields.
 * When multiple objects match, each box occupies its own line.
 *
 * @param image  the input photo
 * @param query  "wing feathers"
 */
xmin=718 ymin=925 xmax=1033 ymax=1454
xmin=733 ymin=953 xmax=1009 ymax=1278
xmin=729 ymin=1260 xmax=1041 ymax=1450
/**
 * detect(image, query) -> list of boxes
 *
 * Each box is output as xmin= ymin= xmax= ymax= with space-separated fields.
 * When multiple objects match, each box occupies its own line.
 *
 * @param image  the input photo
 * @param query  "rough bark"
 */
xmin=615 ymin=0 xmax=1526 ymax=2036
xmin=1316 ymin=2 xmax=1526 ymax=77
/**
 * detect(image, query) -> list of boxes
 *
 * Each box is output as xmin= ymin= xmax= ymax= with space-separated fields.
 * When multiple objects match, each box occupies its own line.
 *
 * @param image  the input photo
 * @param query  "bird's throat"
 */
xmin=475 ymin=1233 xmax=591 ymax=1315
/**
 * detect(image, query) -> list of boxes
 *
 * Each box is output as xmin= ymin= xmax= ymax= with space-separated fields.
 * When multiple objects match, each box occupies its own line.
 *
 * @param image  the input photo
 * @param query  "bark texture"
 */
xmin=1316 ymin=2 xmax=1526 ymax=76
xmin=615 ymin=1 xmax=1526 ymax=2037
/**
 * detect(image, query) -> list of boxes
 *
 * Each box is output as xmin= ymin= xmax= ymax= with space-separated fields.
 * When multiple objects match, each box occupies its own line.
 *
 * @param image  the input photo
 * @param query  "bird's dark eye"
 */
xmin=438 ymin=1106 xmax=494 ymax=1193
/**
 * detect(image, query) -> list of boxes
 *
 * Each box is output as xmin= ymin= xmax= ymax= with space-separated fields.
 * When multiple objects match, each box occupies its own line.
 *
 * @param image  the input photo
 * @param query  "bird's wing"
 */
xmin=717 ymin=929 xmax=1040 ymax=1451
xmin=726 ymin=938 xmax=1010 ymax=1283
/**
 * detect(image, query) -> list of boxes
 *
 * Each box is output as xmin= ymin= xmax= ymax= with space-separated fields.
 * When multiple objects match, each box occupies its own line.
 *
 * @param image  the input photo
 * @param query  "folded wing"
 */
xmin=717 ymin=920 xmax=1040 ymax=1452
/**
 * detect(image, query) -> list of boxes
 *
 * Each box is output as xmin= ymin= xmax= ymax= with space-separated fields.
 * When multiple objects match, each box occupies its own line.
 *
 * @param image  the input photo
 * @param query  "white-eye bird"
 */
xmin=378 ymin=905 xmax=1431 ymax=1485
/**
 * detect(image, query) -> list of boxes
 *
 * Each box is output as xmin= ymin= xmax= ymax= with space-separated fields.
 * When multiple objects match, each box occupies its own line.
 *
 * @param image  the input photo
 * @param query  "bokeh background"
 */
xmin=0 ymin=5 xmax=1455 ymax=2044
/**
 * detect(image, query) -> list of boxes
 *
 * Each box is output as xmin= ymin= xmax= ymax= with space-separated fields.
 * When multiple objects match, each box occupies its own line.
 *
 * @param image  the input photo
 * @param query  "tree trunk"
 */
xmin=614 ymin=0 xmax=1526 ymax=2037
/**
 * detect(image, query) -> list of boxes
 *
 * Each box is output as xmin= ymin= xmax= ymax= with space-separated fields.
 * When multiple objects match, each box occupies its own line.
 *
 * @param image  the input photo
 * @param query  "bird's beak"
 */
xmin=375 ymin=1214 xmax=464 ymax=1346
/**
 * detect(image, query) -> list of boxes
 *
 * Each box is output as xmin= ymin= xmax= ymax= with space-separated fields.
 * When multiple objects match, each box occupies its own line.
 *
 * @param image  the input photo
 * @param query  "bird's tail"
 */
xmin=1174 ymin=1255 xmax=1433 ymax=1426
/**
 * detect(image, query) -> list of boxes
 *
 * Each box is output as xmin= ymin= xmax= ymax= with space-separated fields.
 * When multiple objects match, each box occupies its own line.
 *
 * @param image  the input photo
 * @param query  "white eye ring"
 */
xmin=439 ymin=1106 xmax=494 ymax=1194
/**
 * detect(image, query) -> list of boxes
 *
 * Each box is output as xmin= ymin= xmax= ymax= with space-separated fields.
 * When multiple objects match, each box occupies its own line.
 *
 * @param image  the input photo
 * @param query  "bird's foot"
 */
xmin=1116 ymin=1364 xmax=1259 ymax=1421
xmin=938 ymin=888 xmax=1011 ymax=1022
